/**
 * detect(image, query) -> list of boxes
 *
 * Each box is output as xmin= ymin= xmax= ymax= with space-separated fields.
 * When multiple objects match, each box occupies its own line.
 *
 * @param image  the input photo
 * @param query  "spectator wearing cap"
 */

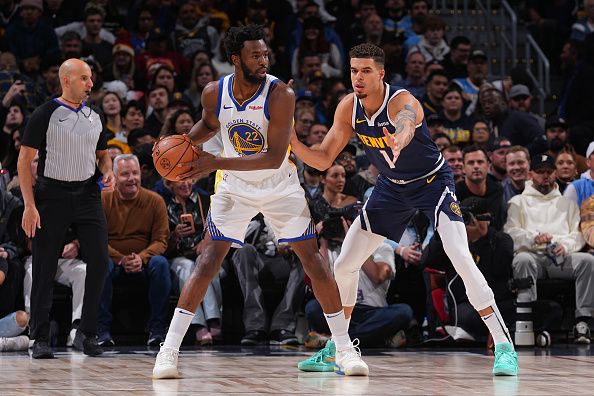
xmin=502 ymin=145 xmax=530 ymax=203
xmin=478 ymin=85 xmax=547 ymax=156
xmin=457 ymin=145 xmax=506 ymax=230
xmin=508 ymin=84 xmax=546 ymax=130
xmin=4 ymin=0 xmax=59 ymax=68
xmin=570 ymin=0 xmax=594 ymax=42
xmin=440 ymin=36 xmax=472 ymax=79
xmin=453 ymin=49 xmax=489 ymax=116
xmin=487 ymin=137 xmax=512 ymax=182
xmin=171 ymin=1 xmax=220 ymax=60
xmin=421 ymin=70 xmax=448 ymax=118
xmin=505 ymin=153 xmax=594 ymax=344
xmin=413 ymin=15 xmax=450 ymax=64
xmin=544 ymin=115 xmax=588 ymax=174
xmin=440 ymin=86 xmax=474 ymax=146
xmin=291 ymin=16 xmax=343 ymax=80
xmin=102 ymin=39 xmax=136 ymax=89
xmin=400 ymin=51 xmax=426 ymax=100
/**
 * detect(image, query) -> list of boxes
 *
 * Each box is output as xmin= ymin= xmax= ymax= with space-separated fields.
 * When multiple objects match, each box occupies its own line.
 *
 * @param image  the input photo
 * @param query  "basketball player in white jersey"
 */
xmin=153 ymin=25 xmax=368 ymax=379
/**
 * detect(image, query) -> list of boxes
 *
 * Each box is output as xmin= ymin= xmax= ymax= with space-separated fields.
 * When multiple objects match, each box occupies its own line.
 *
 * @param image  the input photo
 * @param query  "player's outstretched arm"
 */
xmin=290 ymin=94 xmax=354 ymax=171
xmin=382 ymin=91 xmax=424 ymax=164
xmin=186 ymin=81 xmax=222 ymax=145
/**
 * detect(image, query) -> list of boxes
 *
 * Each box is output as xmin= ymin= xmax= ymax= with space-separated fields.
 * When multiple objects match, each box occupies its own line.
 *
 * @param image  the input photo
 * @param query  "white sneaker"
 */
xmin=444 ymin=325 xmax=476 ymax=341
xmin=335 ymin=339 xmax=369 ymax=376
xmin=152 ymin=344 xmax=180 ymax=379
xmin=0 ymin=335 xmax=30 ymax=352
xmin=66 ymin=328 xmax=77 ymax=347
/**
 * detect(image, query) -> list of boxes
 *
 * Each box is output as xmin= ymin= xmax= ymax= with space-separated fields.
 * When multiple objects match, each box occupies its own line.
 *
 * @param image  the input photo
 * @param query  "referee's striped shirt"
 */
xmin=21 ymin=99 xmax=107 ymax=182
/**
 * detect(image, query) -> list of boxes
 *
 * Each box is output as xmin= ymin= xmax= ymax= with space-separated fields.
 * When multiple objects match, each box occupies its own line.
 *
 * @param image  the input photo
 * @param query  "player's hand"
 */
xmin=382 ymin=127 xmax=403 ymax=165
xmin=102 ymin=170 xmax=115 ymax=191
xmin=177 ymin=147 xmax=216 ymax=180
xmin=22 ymin=205 xmax=41 ymax=238
xmin=62 ymin=241 xmax=79 ymax=259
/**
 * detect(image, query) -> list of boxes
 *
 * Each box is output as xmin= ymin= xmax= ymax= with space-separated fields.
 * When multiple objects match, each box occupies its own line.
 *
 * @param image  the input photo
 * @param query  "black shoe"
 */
xmin=73 ymin=331 xmax=104 ymax=356
xmin=32 ymin=340 xmax=54 ymax=359
xmin=97 ymin=331 xmax=115 ymax=347
xmin=147 ymin=332 xmax=165 ymax=346
xmin=240 ymin=330 xmax=268 ymax=346
xmin=269 ymin=329 xmax=299 ymax=346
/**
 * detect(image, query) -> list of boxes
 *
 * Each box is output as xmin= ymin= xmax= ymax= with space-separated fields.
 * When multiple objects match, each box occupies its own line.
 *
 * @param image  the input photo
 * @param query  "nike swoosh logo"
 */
xmin=177 ymin=309 xmax=194 ymax=316
xmin=223 ymin=105 xmax=232 ymax=109
xmin=427 ymin=175 xmax=436 ymax=184
xmin=59 ymin=118 xmax=68 ymax=122
xmin=355 ymin=119 xmax=367 ymax=124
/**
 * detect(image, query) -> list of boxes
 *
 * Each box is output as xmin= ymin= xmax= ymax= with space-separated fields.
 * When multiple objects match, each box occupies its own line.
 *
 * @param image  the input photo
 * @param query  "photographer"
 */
xmin=422 ymin=197 xmax=516 ymax=341
xmin=309 ymin=163 xmax=360 ymax=266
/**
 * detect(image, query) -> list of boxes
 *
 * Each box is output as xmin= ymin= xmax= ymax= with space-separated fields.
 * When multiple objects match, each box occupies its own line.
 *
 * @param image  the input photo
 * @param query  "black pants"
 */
xmin=30 ymin=177 xmax=108 ymax=340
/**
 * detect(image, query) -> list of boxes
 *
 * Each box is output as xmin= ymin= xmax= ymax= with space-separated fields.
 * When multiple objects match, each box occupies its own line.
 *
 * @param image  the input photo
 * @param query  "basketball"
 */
xmin=152 ymin=135 xmax=199 ymax=181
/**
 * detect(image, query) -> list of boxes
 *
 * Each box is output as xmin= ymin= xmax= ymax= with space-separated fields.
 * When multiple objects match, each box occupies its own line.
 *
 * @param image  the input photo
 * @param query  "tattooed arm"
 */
xmin=382 ymin=92 xmax=424 ymax=164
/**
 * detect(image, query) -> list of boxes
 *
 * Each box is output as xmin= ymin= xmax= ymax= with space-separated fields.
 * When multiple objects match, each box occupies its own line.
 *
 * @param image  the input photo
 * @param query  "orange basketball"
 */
xmin=152 ymin=135 xmax=199 ymax=181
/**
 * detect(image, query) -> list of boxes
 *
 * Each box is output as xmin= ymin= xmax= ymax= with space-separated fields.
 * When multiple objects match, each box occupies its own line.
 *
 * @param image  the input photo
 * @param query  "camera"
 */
xmin=460 ymin=204 xmax=492 ymax=225
xmin=508 ymin=276 xmax=534 ymax=292
xmin=322 ymin=212 xmax=345 ymax=239
xmin=320 ymin=202 xmax=362 ymax=239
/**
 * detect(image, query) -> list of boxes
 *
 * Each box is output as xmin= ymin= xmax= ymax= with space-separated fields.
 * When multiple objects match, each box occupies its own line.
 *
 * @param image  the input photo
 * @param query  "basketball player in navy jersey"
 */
xmin=292 ymin=44 xmax=519 ymax=376
xmin=153 ymin=25 xmax=368 ymax=379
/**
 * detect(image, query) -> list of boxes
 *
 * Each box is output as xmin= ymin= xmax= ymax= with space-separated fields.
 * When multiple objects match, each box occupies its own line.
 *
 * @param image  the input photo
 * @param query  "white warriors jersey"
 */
xmin=216 ymin=73 xmax=292 ymax=182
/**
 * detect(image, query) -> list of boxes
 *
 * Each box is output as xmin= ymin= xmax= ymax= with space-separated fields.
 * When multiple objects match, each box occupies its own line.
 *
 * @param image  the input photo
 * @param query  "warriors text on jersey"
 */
xmin=351 ymin=83 xmax=444 ymax=184
xmin=216 ymin=73 xmax=292 ymax=182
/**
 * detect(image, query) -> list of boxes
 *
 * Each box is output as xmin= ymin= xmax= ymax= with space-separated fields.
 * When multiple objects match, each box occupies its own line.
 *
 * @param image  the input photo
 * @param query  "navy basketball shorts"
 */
xmin=359 ymin=166 xmax=463 ymax=242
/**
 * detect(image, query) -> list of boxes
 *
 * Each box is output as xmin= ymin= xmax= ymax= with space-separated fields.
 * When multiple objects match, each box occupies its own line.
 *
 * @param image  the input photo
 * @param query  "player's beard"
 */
xmin=354 ymin=92 xmax=368 ymax=99
xmin=240 ymin=59 xmax=266 ymax=85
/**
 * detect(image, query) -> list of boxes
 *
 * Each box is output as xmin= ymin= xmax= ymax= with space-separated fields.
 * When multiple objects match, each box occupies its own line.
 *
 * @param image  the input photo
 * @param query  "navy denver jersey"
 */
xmin=351 ymin=83 xmax=444 ymax=183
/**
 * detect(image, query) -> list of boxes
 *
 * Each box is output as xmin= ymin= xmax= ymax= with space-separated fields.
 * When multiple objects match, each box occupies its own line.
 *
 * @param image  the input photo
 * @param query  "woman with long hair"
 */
xmin=440 ymin=86 xmax=474 ymax=146
xmin=101 ymin=91 xmax=124 ymax=139
xmin=160 ymin=109 xmax=195 ymax=137
xmin=151 ymin=65 xmax=176 ymax=93
xmin=184 ymin=62 xmax=217 ymax=115
xmin=555 ymin=149 xmax=578 ymax=194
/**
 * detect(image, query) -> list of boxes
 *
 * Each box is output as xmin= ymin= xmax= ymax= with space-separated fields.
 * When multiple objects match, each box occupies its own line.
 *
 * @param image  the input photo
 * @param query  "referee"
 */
xmin=17 ymin=59 xmax=114 ymax=358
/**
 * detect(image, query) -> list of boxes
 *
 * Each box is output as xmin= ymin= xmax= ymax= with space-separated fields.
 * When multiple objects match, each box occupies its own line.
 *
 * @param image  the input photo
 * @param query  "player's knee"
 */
xmin=16 ymin=310 xmax=29 ymax=327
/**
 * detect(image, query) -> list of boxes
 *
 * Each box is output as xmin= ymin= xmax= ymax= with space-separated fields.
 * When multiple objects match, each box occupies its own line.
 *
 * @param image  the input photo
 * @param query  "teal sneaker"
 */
xmin=493 ymin=342 xmax=519 ymax=376
xmin=297 ymin=340 xmax=336 ymax=372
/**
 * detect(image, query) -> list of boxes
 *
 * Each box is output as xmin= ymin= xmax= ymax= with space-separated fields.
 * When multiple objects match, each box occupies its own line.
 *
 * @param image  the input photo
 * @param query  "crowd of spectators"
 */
xmin=1 ymin=0 xmax=594 ymax=350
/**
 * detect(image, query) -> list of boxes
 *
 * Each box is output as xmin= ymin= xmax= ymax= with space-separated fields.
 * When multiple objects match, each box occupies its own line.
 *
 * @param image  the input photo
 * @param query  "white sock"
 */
xmin=481 ymin=305 xmax=513 ymax=348
xmin=163 ymin=308 xmax=195 ymax=350
xmin=325 ymin=309 xmax=351 ymax=351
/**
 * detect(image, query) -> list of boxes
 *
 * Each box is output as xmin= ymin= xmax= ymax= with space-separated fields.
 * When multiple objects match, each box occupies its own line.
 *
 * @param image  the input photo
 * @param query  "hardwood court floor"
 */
xmin=1 ymin=345 xmax=594 ymax=395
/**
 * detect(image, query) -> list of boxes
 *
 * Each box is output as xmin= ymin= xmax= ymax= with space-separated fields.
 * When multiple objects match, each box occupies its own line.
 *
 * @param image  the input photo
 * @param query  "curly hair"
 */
xmin=349 ymin=43 xmax=385 ymax=65
xmin=223 ymin=24 xmax=265 ymax=59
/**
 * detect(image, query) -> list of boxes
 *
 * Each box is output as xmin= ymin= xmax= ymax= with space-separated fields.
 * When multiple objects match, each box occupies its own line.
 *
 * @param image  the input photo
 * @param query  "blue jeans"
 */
xmin=98 ymin=256 xmax=171 ymax=335
xmin=0 ymin=312 xmax=26 ymax=337
xmin=305 ymin=299 xmax=413 ymax=347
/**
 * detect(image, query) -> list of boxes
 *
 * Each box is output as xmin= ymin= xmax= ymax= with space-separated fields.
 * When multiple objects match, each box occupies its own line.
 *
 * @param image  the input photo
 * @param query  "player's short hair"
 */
xmin=349 ymin=43 xmax=385 ymax=66
xmin=224 ymin=24 xmax=265 ymax=59
xmin=462 ymin=144 xmax=490 ymax=163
